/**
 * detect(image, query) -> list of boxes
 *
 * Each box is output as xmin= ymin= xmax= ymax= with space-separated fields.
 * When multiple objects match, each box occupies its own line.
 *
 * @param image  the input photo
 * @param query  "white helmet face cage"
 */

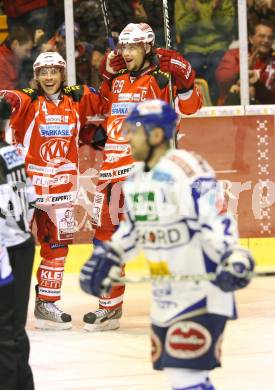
xmin=33 ymin=52 xmax=66 ymax=73
xmin=118 ymin=23 xmax=155 ymax=46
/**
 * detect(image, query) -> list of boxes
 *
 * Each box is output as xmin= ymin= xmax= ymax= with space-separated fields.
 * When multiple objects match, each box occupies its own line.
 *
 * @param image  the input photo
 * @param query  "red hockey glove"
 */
xmin=110 ymin=53 xmax=126 ymax=72
xmin=156 ymin=48 xmax=195 ymax=90
xmin=79 ymin=124 xmax=107 ymax=150
xmin=99 ymin=51 xmax=113 ymax=81
xmin=0 ymin=91 xmax=20 ymax=114
xmin=99 ymin=50 xmax=126 ymax=81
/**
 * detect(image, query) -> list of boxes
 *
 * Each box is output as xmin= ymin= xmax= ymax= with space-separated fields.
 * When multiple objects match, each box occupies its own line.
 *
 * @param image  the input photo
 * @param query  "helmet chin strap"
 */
xmin=139 ymin=49 xmax=151 ymax=72
xmin=143 ymin=131 xmax=166 ymax=172
xmin=144 ymin=142 xmax=154 ymax=172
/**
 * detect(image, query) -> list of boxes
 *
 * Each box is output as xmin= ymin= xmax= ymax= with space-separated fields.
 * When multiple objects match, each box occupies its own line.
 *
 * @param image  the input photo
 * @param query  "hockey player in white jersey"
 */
xmin=0 ymin=97 xmax=36 ymax=390
xmin=80 ymin=100 xmax=254 ymax=390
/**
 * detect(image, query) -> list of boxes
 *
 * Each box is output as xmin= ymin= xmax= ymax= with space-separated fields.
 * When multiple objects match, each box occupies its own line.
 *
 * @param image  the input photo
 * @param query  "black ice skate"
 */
xmin=83 ymin=307 xmax=122 ymax=332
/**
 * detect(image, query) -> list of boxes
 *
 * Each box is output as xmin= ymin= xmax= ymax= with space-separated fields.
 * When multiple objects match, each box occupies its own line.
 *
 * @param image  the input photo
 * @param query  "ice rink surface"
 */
xmin=27 ymin=274 xmax=275 ymax=390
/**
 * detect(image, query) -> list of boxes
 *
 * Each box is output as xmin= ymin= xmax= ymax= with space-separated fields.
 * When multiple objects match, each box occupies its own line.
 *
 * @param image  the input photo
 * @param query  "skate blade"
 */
xmin=83 ymin=319 xmax=120 ymax=332
xmin=35 ymin=318 xmax=72 ymax=330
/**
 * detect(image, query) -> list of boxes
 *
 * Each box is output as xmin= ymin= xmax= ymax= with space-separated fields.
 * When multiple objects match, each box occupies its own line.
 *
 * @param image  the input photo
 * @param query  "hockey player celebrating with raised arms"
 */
xmin=0 ymin=51 xmax=108 ymax=330
xmin=80 ymin=100 xmax=254 ymax=390
xmin=85 ymin=22 xmax=202 ymax=332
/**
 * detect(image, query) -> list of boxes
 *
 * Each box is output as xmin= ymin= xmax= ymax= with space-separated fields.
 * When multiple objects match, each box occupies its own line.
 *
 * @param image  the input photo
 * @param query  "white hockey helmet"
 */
xmin=33 ymin=51 xmax=66 ymax=73
xmin=118 ymin=23 xmax=155 ymax=46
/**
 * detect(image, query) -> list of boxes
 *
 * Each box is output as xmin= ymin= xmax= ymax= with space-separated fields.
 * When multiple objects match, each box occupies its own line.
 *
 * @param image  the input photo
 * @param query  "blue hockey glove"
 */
xmin=216 ymin=246 xmax=255 ymax=292
xmin=79 ymin=241 xmax=121 ymax=297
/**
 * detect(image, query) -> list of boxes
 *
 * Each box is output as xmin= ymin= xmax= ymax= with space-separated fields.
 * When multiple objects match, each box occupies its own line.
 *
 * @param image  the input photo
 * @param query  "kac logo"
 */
xmin=40 ymin=139 xmax=70 ymax=164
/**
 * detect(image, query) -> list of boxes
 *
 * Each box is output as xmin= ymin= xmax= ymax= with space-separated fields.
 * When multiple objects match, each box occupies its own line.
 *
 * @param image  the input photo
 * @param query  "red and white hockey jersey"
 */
xmin=99 ymin=66 xmax=202 ymax=183
xmin=1 ymin=85 xmax=107 ymax=203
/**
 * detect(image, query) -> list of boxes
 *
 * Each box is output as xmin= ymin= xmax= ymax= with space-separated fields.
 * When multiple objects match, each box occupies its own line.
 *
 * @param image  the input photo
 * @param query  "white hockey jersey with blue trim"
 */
xmin=112 ymin=149 xmax=240 ymax=326
xmin=0 ymin=142 xmax=36 ymax=286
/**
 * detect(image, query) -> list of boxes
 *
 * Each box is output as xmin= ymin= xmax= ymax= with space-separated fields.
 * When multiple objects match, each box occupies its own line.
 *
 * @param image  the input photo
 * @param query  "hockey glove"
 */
xmin=79 ymin=124 xmax=107 ymax=150
xmin=79 ymin=241 xmax=122 ymax=297
xmin=0 ymin=91 xmax=21 ymax=114
xmin=0 ymin=96 xmax=12 ymax=120
xmin=215 ymin=246 xmax=255 ymax=292
xmin=99 ymin=50 xmax=126 ymax=81
xmin=110 ymin=53 xmax=126 ymax=72
xmin=156 ymin=48 xmax=195 ymax=91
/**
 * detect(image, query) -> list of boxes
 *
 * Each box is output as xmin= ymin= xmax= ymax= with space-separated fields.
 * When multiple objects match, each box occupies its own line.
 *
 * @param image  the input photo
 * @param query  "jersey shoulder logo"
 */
xmin=63 ymin=85 xmax=84 ymax=101
xmin=117 ymin=69 xmax=128 ymax=76
xmin=152 ymin=69 xmax=169 ymax=89
xmin=168 ymin=154 xmax=196 ymax=177
xmin=20 ymin=88 xmax=38 ymax=101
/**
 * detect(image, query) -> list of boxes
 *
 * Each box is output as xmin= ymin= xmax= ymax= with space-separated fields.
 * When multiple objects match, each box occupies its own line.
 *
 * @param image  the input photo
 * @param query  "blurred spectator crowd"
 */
xmin=0 ymin=0 xmax=273 ymax=105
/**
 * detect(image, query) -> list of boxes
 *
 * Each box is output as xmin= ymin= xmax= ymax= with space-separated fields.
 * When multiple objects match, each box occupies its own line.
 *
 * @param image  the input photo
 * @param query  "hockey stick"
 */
xmin=162 ymin=0 xmax=173 ymax=107
xmin=162 ymin=0 xmax=179 ymax=148
xmin=114 ymin=270 xmax=275 ymax=284
xmin=162 ymin=0 xmax=172 ymax=51
xmin=99 ymin=0 xmax=115 ymax=50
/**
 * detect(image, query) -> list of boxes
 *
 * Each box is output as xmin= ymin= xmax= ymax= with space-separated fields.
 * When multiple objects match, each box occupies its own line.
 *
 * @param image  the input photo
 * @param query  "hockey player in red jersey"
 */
xmin=83 ymin=23 xmax=202 ymax=331
xmin=1 ymin=51 xmax=108 ymax=329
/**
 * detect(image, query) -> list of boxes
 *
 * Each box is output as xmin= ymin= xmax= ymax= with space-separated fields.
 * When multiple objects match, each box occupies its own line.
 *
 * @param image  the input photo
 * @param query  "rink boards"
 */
xmin=32 ymin=237 xmax=275 ymax=275
xmin=32 ymin=107 xmax=275 ymax=272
